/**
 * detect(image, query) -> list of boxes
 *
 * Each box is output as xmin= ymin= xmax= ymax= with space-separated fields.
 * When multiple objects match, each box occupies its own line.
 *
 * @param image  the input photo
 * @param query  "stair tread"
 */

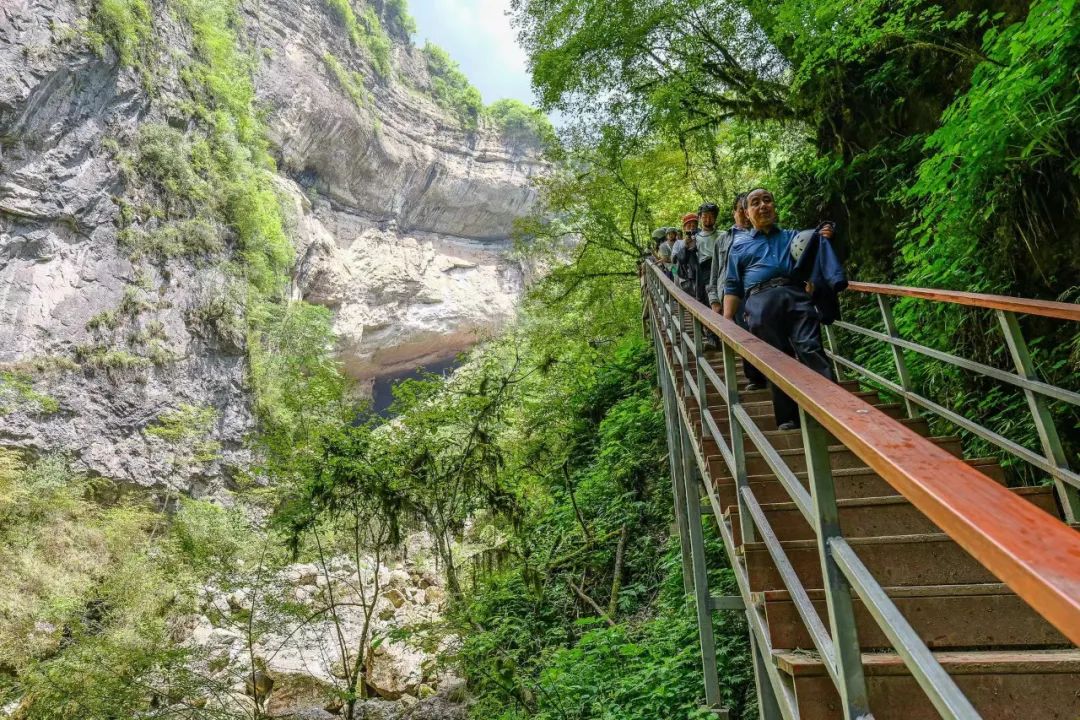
xmin=757 ymin=582 xmax=1019 ymax=602
xmin=735 ymin=486 xmax=1052 ymax=514
xmin=743 ymin=531 xmax=965 ymax=551
xmin=774 ymin=648 xmax=1080 ymax=676
xmin=714 ymin=456 xmax=1004 ymax=483
xmin=739 ymin=436 xmax=961 ymax=460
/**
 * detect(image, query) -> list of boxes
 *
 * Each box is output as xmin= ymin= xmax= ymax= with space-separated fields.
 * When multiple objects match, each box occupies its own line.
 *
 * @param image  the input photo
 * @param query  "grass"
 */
xmin=324 ymin=52 xmax=368 ymax=111
xmin=0 ymin=450 xmax=265 ymax=715
xmin=87 ymin=0 xmax=153 ymax=66
xmin=0 ymin=372 xmax=59 ymax=415
xmin=423 ymin=42 xmax=483 ymax=129
xmin=325 ymin=0 xmax=393 ymax=79
xmin=146 ymin=404 xmax=222 ymax=464
xmin=73 ymin=345 xmax=155 ymax=372
xmin=118 ymin=216 xmax=224 ymax=261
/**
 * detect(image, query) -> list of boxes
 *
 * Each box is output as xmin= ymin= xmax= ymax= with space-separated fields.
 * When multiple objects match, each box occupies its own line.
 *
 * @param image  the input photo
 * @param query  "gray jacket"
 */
xmin=707 ymin=226 xmax=749 ymax=305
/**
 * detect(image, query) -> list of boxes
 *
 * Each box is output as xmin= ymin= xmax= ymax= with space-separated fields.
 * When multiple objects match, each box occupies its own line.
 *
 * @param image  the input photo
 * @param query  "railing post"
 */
xmin=876 ymin=295 xmax=917 ymax=418
xmin=678 ymin=414 xmax=722 ymax=709
xmin=722 ymin=342 xmax=754 ymax=544
xmin=677 ymin=303 xmax=690 ymax=398
xmin=651 ymin=300 xmax=695 ymax=596
xmin=749 ymin=632 xmax=783 ymax=720
xmin=694 ymin=317 xmax=708 ymax=431
xmin=997 ymin=310 xmax=1080 ymax=523
xmin=801 ymin=409 xmax=872 ymax=719
xmin=823 ymin=325 xmax=845 ymax=382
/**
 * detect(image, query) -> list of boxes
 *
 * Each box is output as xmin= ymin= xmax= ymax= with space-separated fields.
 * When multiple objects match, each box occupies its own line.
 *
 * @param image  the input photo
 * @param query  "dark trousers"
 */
xmin=734 ymin=307 xmax=768 ymax=386
xmin=744 ymin=285 xmax=834 ymax=427
xmin=696 ymin=258 xmax=719 ymax=344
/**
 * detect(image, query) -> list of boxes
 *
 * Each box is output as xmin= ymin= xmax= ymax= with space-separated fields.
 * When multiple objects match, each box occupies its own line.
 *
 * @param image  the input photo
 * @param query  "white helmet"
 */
xmin=790 ymin=229 xmax=816 ymax=262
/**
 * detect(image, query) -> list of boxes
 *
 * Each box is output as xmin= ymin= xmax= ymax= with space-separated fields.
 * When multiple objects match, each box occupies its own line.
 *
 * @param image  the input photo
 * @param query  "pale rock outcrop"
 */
xmin=183 ymin=543 xmax=462 ymax=718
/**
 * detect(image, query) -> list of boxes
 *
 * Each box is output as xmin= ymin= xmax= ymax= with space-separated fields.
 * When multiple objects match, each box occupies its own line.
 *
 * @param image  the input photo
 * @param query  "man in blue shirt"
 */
xmin=722 ymin=188 xmax=836 ymax=430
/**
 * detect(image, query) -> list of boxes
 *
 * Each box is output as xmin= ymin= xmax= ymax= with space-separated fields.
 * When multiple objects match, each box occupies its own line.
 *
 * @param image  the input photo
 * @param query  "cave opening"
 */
xmin=369 ymin=356 xmax=461 ymax=416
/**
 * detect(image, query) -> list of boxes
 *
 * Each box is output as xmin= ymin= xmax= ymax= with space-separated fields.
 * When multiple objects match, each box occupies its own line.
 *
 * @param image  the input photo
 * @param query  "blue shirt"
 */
xmin=724 ymin=226 xmax=798 ymax=298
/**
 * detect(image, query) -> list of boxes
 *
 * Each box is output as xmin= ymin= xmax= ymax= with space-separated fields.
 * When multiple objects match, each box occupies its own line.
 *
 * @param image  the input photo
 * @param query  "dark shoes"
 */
xmin=777 ymin=421 xmax=799 ymax=431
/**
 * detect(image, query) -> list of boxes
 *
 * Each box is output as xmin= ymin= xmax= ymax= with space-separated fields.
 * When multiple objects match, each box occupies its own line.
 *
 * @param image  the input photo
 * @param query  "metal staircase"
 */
xmin=643 ymin=262 xmax=1080 ymax=719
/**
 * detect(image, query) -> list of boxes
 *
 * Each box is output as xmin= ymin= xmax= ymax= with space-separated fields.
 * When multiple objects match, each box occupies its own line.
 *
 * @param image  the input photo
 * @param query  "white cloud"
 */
xmin=409 ymin=0 xmax=537 ymax=106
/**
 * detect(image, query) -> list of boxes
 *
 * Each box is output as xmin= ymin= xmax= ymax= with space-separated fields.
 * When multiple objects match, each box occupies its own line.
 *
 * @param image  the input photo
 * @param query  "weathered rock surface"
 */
xmin=183 ymin=535 xmax=467 ymax=718
xmin=0 ymin=0 xmax=542 ymax=489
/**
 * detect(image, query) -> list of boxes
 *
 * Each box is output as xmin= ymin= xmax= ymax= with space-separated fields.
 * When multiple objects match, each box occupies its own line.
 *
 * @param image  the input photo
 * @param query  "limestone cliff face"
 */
xmin=0 ymin=0 xmax=542 ymax=489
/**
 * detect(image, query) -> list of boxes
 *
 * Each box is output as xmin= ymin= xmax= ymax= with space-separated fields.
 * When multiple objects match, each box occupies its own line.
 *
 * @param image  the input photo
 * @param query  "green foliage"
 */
xmin=0 ymin=372 xmax=59 ymax=416
xmin=118 ymin=216 xmax=224 ymax=261
xmin=485 ymin=99 xmax=556 ymax=149
xmin=385 ymin=0 xmax=418 ymax=36
xmin=326 ymin=0 xmax=364 ymax=46
xmin=174 ymin=0 xmax=259 ymax=144
xmin=170 ymin=497 xmax=256 ymax=575
xmin=73 ymin=345 xmax=154 ymax=372
xmin=423 ymin=42 xmax=484 ymax=128
xmin=87 ymin=0 xmax=152 ymax=66
xmin=248 ymin=300 xmax=352 ymax=486
xmin=359 ymin=6 xmax=393 ymax=78
xmin=0 ymin=451 xmax=232 ymax=717
xmin=447 ymin=325 xmax=754 ymax=719
xmin=146 ymin=403 xmax=221 ymax=463
xmin=907 ymin=0 xmax=1080 ymax=292
xmin=325 ymin=52 xmax=369 ymax=110
xmin=326 ymin=0 xmax=393 ymax=78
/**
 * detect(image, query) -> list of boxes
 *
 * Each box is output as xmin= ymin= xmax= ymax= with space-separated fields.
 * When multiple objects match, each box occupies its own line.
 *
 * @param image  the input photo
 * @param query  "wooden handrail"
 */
xmin=847 ymin=281 xmax=1080 ymax=322
xmin=646 ymin=262 xmax=1080 ymax=645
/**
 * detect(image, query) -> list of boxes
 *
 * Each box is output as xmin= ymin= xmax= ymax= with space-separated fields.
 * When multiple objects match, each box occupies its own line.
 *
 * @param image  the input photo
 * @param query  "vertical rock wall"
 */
xmin=0 ymin=0 xmax=543 ymax=489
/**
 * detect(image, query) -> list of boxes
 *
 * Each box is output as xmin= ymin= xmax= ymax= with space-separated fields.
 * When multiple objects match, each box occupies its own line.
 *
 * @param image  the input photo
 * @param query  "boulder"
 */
xmin=227 ymin=588 xmax=251 ymax=611
xmin=383 ymin=589 xmax=407 ymax=609
xmin=385 ymin=569 xmax=411 ymax=590
xmin=366 ymin=641 xmax=424 ymax=699
xmin=266 ymin=673 xmax=341 ymax=717
xmin=423 ymin=587 xmax=447 ymax=607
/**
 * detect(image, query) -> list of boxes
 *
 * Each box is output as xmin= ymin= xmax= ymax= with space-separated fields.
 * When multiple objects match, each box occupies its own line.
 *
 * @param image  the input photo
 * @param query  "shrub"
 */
xmin=324 ymin=52 xmax=368 ymax=111
xmin=0 ymin=372 xmax=60 ymax=416
xmin=326 ymin=0 xmax=363 ymax=46
xmin=88 ymin=0 xmax=152 ymax=66
xmin=146 ymin=403 xmax=221 ymax=463
xmin=73 ymin=345 xmax=154 ymax=373
xmin=385 ymin=0 xmax=417 ymax=36
xmin=325 ymin=0 xmax=393 ymax=78
xmin=486 ymin=98 xmax=557 ymax=150
xmin=125 ymin=124 xmax=212 ymax=216
xmin=0 ymin=451 xmax=221 ymax=718
xmin=359 ymin=6 xmax=393 ymax=78
xmin=118 ymin=216 xmax=224 ymax=261
xmin=169 ymin=497 xmax=255 ymax=575
xmin=423 ymin=42 xmax=483 ymax=128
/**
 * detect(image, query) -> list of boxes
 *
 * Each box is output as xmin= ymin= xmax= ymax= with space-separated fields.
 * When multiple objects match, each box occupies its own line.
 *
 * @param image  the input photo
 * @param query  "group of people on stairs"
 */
xmin=650 ymin=188 xmax=848 ymax=431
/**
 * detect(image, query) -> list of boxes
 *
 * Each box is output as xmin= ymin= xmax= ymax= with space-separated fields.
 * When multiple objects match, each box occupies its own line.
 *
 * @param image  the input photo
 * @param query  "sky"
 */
xmin=407 ymin=0 xmax=538 ymax=108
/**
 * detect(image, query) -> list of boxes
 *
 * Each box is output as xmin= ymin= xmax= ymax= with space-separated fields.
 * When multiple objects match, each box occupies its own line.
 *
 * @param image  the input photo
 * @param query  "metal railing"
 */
xmin=825 ymin=281 xmax=1080 ymax=523
xmin=642 ymin=261 xmax=1080 ymax=720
